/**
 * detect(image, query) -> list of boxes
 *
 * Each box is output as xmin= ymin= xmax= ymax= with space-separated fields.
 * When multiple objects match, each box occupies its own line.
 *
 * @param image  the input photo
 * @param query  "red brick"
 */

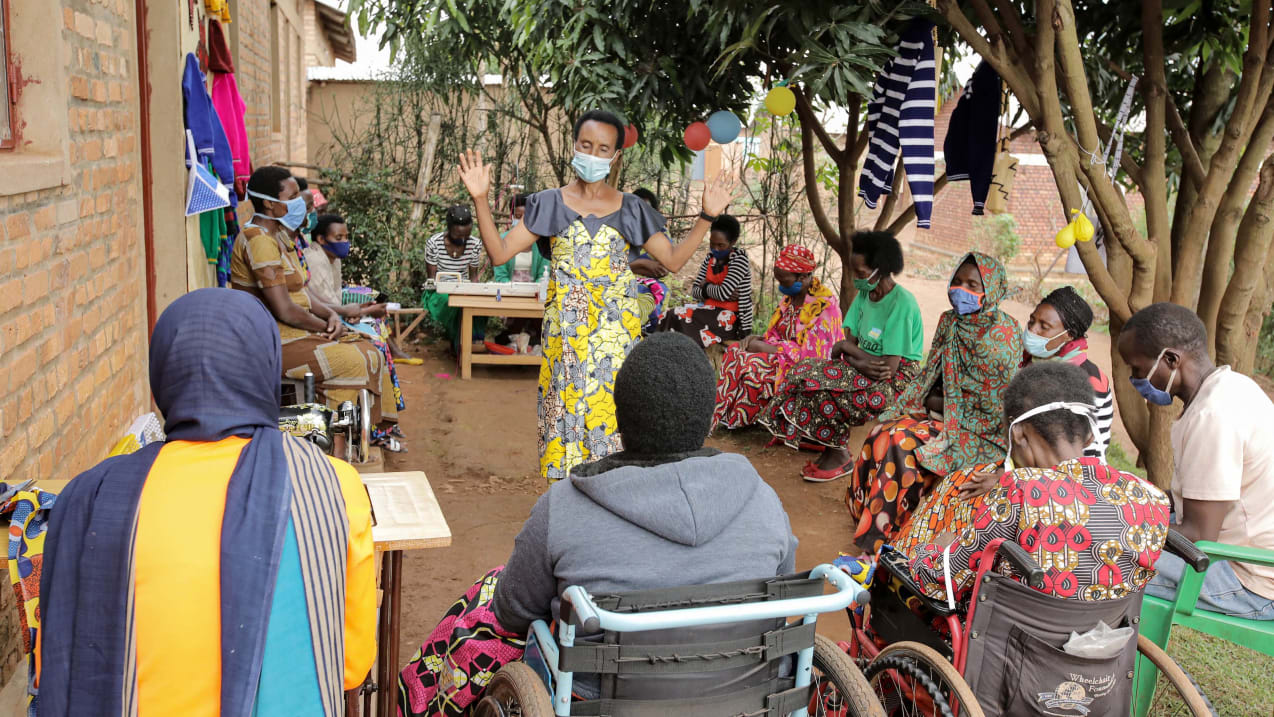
xmin=5 ymin=214 xmax=30 ymax=240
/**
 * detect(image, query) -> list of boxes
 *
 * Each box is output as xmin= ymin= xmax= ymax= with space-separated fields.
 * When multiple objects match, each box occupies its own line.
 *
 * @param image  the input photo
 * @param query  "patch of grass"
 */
xmin=1150 ymin=627 xmax=1274 ymax=715
xmin=1106 ymin=440 xmax=1147 ymax=480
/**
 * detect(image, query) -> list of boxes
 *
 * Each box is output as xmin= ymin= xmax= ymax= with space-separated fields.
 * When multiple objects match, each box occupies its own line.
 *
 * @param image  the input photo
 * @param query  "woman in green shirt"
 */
xmin=762 ymin=231 xmax=923 ymax=481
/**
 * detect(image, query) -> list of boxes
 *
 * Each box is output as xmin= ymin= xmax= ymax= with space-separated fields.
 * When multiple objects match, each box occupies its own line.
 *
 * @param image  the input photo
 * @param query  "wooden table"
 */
xmin=388 ymin=307 xmax=428 ymax=344
xmin=359 ymin=471 xmax=452 ymax=716
xmin=451 ymin=293 xmax=544 ymax=379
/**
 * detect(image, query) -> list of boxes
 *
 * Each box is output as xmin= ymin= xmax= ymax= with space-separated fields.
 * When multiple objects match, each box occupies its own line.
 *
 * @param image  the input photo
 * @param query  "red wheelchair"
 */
xmin=821 ymin=531 xmax=1216 ymax=717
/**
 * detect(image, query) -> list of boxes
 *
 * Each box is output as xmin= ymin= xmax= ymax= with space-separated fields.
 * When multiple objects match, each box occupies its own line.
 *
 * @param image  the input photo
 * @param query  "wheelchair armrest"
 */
xmin=560 ymin=586 xmax=602 ymax=634
xmin=1195 ymin=540 xmax=1274 ymax=568
xmin=995 ymin=540 xmax=1046 ymax=590
xmin=1163 ymin=530 xmax=1211 ymax=574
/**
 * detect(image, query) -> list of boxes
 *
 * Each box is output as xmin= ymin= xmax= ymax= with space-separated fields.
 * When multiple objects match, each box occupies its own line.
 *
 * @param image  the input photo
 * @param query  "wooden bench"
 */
xmin=451 ymin=293 xmax=545 ymax=379
xmin=387 ymin=307 xmax=427 ymax=344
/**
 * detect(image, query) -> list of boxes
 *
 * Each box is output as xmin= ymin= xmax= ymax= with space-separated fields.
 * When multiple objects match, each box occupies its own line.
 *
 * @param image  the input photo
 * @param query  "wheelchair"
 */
xmin=473 ymin=565 xmax=886 ymax=717
xmin=278 ymin=372 xmax=372 ymax=463
xmin=841 ymin=531 xmax=1215 ymax=717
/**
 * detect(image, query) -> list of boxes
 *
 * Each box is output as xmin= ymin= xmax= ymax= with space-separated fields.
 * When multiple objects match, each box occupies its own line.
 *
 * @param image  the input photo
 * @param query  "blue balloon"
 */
xmin=707 ymin=111 xmax=742 ymax=144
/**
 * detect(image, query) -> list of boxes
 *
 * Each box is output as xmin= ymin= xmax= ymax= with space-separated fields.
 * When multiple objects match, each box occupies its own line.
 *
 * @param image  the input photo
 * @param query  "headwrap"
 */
xmin=40 ymin=289 xmax=295 ymax=717
xmin=883 ymin=252 xmax=1023 ymax=475
xmin=775 ymin=244 xmax=816 ymax=273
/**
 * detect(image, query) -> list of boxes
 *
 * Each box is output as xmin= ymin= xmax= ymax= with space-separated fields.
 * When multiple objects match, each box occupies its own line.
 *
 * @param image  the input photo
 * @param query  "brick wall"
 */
xmin=0 ymin=0 xmax=150 ymax=682
xmin=233 ymin=0 xmax=307 ymax=170
xmin=922 ymin=88 xmax=1145 ymax=261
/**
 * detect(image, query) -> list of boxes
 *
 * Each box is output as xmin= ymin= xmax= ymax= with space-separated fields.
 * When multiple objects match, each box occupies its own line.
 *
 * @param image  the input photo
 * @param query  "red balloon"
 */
xmin=623 ymin=125 xmax=639 ymax=149
xmin=684 ymin=122 xmax=711 ymax=151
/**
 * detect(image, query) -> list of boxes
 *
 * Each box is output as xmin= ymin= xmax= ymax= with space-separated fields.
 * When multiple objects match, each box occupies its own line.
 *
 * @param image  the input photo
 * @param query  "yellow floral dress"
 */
xmin=524 ymin=190 xmax=666 ymax=481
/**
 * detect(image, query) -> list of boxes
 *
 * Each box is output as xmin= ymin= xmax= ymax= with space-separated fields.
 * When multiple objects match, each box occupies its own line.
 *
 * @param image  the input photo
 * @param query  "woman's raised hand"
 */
xmin=701 ymin=172 xmax=739 ymax=218
xmin=457 ymin=149 xmax=491 ymax=199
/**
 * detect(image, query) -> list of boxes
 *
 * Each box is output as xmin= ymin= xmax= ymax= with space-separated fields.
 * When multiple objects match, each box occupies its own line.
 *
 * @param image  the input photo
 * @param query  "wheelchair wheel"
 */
xmin=470 ymin=662 xmax=554 ymax=717
xmin=1134 ymin=634 xmax=1216 ymax=716
xmin=810 ymin=634 xmax=887 ymax=716
xmin=864 ymin=641 xmax=984 ymax=717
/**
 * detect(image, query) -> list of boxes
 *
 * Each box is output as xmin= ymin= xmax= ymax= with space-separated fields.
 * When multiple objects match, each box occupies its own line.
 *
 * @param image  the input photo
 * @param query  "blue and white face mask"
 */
xmin=247 ymin=189 xmax=309 ymax=231
xmin=1129 ymin=348 xmax=1177 ymax=406
xmin=1023 ymin=329 xmax=1067 ymax=359
xmin=571 ymin=151 xmax=617 ymax=183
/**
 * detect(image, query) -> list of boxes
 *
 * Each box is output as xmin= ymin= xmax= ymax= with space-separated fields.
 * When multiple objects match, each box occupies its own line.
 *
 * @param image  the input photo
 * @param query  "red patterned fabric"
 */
xmin=763 ymin=357 xmax=919 ymax=449
xmin=907 ymin=457 xmax=1171 ymax=604
xmin=774 ymin=245 xmax=816 ymax=273
xmin=846 ymin=415 xmax=945 ymax=554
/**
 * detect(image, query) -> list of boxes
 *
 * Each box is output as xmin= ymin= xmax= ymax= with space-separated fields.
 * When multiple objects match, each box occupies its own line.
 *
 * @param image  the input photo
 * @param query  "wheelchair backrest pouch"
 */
xmin=962 ymin=574 xmax=1142 ymax=717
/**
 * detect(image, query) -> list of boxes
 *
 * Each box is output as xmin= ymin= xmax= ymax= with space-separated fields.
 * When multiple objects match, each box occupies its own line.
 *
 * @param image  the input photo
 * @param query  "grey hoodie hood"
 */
xmin=569 ymin=450 xmax=762 ymax=547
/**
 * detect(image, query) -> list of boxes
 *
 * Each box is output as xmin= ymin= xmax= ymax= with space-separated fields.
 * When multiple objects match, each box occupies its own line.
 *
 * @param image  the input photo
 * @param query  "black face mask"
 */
xmin=447 ymin=232 xmax=468 ymax=246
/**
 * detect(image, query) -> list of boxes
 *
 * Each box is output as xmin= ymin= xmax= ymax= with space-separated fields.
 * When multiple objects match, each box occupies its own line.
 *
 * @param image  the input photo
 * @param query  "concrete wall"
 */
xmin=0 ymin=0 xmax=152 ymax=682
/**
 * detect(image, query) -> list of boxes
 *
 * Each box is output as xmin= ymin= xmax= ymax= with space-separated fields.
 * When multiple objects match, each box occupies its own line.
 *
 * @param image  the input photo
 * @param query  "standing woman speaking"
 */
xmin=457 ymin=110 xmax=735 ymax=481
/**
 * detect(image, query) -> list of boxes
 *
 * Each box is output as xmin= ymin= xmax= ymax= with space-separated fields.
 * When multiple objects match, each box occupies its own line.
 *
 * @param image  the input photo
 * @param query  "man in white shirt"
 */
xmin=1117 ymin=302 xmax=1274 ymax=619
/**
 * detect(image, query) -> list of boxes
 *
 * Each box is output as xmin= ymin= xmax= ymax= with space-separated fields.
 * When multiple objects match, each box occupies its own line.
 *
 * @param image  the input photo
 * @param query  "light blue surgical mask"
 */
xmin=247 ymin=189 xmax=309 ymax=231
xmin=779 ymin=281 xmax=804 ymax=297
xmin=948 ymin=286 xmax=983 ymax=315
xmin=571 ymin=151 xmax=616 ymax=183
xmin=1023 ymin=329 xmax=1067 ymax=359
xmin=1130 ymin=348 xmax=1177 ymax=406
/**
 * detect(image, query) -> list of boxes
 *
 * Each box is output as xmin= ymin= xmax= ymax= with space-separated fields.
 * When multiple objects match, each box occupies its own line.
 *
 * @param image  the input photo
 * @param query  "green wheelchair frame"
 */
xmin=1134 ymin=541 xmax=1274 ymax=717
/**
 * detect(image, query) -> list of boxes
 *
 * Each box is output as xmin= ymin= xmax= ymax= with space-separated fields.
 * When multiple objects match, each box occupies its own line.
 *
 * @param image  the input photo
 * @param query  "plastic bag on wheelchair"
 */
xmin=962 ymin=574 xmax=1141 ymax=717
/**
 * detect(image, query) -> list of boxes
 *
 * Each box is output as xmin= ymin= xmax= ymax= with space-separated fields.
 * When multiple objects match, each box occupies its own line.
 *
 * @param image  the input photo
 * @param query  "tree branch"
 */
xmin=799 ymin=116 xmax=843 ymax=250
xmin=873 ymin=158 xmax=904 ymax=231
xmin=793 ymin=86 xmax=845 ymax=165
xmin=1216 ymin=154 xmax=1274 ymax=366
xmin=990 ymin=0 xmax=1033 ymax=65
xmin=1102 ymin=57 xmax=1206 ymax=187
xmin=1141 ymin=0 xmax=1174 ymax=304
xmin=886 ymin=173 xmax=948 ymax=235
xmin=936 ymin=0 xmax=1043 ymax=120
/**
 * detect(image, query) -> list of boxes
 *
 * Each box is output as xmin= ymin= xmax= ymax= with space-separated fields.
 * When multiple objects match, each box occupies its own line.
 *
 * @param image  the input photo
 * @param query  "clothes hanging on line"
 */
xmin=208 ymin=21 xmax=251 ymax=197
xmin=858 ymin=19 xmax=937 ymax=229
xmin=181 ymin=53 xmax=236 ymax=208
xmin=943 ymin=60 xmax=1001 ymax=215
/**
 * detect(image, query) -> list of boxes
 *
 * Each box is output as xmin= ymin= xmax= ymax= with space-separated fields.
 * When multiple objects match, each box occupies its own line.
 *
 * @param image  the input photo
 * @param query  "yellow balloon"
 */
xmin=1074 ymin=213 xmax=1095 ymax=242
xmin=1055 ymin=223 xmax=1077 ymax=249
xmin=765 ymin=86 xmax=796 ymax=116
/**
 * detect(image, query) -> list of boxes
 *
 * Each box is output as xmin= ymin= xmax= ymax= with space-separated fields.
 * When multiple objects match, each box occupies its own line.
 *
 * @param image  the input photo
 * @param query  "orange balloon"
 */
xmin=684 ymin=122 xmax=711 ymax=151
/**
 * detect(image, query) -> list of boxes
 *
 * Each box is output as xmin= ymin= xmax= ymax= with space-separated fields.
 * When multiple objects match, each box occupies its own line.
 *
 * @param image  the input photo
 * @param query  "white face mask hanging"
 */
xmin=1004 ymin=401 xmax=1103 ymax=472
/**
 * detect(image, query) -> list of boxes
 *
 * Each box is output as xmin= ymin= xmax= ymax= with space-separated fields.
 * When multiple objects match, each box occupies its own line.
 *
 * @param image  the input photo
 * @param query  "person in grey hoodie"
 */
xmin=492 ymin=331 xmax=799 ymax=637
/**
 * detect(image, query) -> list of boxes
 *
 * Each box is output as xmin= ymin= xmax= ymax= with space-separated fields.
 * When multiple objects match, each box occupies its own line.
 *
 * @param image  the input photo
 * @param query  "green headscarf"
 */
xmin=885 ymin=251 xmax=1023 ymax=475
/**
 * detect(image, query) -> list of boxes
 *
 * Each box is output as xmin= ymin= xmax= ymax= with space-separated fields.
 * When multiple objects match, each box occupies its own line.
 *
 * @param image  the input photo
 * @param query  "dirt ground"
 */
xmin=381 ymin=266 xmax=1127 ymax=660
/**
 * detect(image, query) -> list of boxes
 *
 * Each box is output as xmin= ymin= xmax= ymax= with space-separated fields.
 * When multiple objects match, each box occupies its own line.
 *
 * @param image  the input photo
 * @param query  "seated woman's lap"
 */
xmin=282 ymin=334 xmax=391 ymax=421
xmin=846 ymin=415 xmax=944 ymax=554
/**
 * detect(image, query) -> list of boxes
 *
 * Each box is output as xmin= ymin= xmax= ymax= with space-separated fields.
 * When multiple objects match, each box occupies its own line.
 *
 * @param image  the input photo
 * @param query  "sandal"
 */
xmin=397 ymin=357 xmax=423 ymax=365
xmin=801 ymin=459 xmax=854 ymax=483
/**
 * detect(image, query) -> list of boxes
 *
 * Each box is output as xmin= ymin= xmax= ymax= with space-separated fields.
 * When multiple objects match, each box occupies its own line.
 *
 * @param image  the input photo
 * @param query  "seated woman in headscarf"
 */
xmin=762 ymin=231 xmax=924 ymax=482
xmin=659 ymin=214 xmax=754 ymax=349
xmin=231 ymin=165 xmax=396 ymax=425
xmin=846 ymin=252 xmax=1021 ymax=555
xmin=892 ymin=286 xmax=1117 ymax=557
xmin=37 ymin=289 xmax=376 ymax=717
xmin=712 ymin=245 xmax=844 ymax=430
xmin=906 ymin=362 xmax=1169 ymax=604
xmin=397 ymin=332 xmax=797 ymax=715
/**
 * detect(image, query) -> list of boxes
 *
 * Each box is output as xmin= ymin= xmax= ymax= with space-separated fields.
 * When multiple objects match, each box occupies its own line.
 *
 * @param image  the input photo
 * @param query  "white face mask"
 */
xmin=1005 ymin=401 xmax=1102 ymax=471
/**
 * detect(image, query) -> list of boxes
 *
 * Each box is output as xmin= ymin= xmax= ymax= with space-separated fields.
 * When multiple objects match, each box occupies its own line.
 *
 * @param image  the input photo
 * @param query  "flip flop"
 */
xmin=802 ymin=459 xmax=854 ymax=483
xmin=397 ymin=357 xmax=423 ymax=365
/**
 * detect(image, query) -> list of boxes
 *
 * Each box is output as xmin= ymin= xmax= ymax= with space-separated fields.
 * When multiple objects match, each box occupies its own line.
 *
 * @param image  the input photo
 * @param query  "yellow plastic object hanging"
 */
xmin=1054 ymin=221 xmax=1077 ymax=249
xmin=765 ymin=86 xmax=796 ymax=116
xmin=1073 ymin=211 xmax=1095 ymax=242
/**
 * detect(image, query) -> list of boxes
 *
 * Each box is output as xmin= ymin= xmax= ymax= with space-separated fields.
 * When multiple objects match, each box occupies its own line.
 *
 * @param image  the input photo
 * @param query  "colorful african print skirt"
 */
xmin=847 ymin=415 xmax=944 ymax=554
xmin=762 ymin=357 xmax=919 ymax=448
xmin=398 ymin=567 xmax=526 ymax=717
xmin=282 ymin=334 xmax=394 ymax=423
xmin=4 ymin=485 xmax=57 ymax=717
xmin=660 ymin=304 xmax=745 ymax=348
xmin=713 ymin=346 xmax=784 ymax=430
xmin=890 ymin=462 xmax=1001 ymax=560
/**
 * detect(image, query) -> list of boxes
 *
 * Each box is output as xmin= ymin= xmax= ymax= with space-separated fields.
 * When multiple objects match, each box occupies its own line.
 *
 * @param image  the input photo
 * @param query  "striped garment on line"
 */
xmin=858 ymin=19 xmax=937 ymax=229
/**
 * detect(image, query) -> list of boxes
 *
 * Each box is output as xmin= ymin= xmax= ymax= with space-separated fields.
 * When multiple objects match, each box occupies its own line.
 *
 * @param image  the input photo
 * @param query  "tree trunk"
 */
xmin=1216 ymin=155 xmax=1274 ymax=365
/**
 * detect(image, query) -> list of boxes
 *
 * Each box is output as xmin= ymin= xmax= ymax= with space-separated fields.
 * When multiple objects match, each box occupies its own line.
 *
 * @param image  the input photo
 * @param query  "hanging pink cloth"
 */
xmin=208 ymin=21 xmax=251 ymax=196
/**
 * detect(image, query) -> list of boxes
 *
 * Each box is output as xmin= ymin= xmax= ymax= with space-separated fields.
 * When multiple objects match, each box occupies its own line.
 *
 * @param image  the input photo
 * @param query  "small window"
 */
xmin=0 ymin=0 xmax=15 ymax=150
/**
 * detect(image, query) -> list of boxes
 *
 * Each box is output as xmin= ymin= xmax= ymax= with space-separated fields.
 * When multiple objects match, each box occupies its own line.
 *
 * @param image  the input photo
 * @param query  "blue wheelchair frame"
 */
xmin=528 ymin=564 xmax=868 ymax=717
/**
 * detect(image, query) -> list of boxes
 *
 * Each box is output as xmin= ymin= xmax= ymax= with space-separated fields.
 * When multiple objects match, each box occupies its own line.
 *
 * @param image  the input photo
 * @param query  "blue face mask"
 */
xmin=1130 ymin=348 xmax=1177 ymax=406
xmin=853 ymin=269 xmax=880 ymax=292
xmin=304 ymin=211 xmax=319 ymax=234
xmin=571 ymin=151 xmax=616 ymax=183
xmin=247 ymin=189 xmax=309 ymax=231
xmin=323 ymin=240 xmax=351 ymax=259
xmin=779 ymin=281 xmax=804 ymax=297
xmin=1023 ymin=329 xmax=1067 ymax=359
xmin=948 ymin=286 xmax=983 ymax=315
xmin=710 ymin=248 xmax=732 ymax=261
